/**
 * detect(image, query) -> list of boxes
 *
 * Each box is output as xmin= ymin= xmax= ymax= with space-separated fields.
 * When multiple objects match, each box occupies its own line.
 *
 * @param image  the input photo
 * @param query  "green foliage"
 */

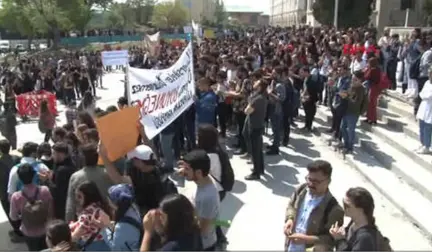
xmin=107 ymin=3 xmax=137 ymax=29
xmin=151 ymin=1 xmax=189 ymax=28
xmin=214 ymin=0 xmax=227 ymax=27
xmin=0 ymin=0 xmax=38 ymax=37
xmin=0 ymin=0 xmax=112 ymax=36
xmin=423 ymin=0 xmax=432 ymax=26
xmin=312 ymin=0 xmax=373 ymax=28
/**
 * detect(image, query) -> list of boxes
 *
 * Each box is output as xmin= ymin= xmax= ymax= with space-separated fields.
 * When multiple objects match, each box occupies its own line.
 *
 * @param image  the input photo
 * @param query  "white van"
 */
xmin=0 ymin=40 xmax=10 ymax=53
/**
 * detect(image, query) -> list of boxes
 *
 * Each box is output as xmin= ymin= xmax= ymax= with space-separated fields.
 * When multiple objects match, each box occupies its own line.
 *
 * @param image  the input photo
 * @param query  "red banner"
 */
xmin=16 ymin=90 xmax=57 ymax=117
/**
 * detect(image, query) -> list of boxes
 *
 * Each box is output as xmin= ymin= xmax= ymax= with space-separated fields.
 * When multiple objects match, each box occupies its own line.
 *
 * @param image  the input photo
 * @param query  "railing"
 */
xmin=60 ymin=33 xmax=190 ymax=46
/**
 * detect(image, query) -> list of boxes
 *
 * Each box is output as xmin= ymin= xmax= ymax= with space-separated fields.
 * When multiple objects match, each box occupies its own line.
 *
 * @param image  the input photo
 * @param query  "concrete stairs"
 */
xmin=315 ymin=91 xmax=432 ymax=239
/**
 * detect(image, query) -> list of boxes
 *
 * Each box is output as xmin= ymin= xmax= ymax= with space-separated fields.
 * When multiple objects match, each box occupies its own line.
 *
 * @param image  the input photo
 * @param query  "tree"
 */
xmin=0 ymin=0 xmax=40 ymax=48
xmin=127 ymin=0 xmax=156 ymax=26
xmin=312 ymin=0 xmax=373 ymax=28
xmin=66 ymin=0 xmax=94 ymax=34
xmin=423 ymin=0 xmax=432 ymax=26
xmin=214 ymin=0 xmax=227 ymax=27
xmin=151 ymin=1 xmax=188 ymax=28
xmin=107 ymin=3 xmax=136 ymax=29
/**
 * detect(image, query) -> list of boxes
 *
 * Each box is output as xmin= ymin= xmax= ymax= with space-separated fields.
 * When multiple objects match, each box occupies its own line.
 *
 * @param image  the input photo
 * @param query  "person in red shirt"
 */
xmin=364 ymin=57 xmax=381 ymax=124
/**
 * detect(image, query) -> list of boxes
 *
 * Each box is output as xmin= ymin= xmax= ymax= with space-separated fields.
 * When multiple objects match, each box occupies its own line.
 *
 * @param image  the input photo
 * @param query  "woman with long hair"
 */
xmin=92 ymin=184 xmax=142 ymax=251
xmin=329 ymin=187 xmax=391 ymax=251
xmin=364 ymin=57 xmax=381 ymax=125
xmin=42 ymin=220 xmax=79 ymax=252
xmin=77 ymin=111 xmax=96 ymax=129
xmin=78 ymin=91 xmax=96 ymax=117
xmin=39 ymin=99 xmax=56 ymax=142
xmin=140 ymin=194 xmax=202 ymax=251
xmin=69 ymin=181 xmax=112 ymax=251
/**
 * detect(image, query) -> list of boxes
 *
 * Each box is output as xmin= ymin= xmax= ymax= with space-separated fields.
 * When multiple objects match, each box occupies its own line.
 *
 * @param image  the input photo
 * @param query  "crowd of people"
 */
xmin=2 ymin=24 xmax=432 ymax=251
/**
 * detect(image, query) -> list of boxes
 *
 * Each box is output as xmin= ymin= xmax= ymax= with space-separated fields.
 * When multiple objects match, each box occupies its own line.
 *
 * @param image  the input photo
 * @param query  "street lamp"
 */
xmin=333 ymin=0 xmax=339 ymax=29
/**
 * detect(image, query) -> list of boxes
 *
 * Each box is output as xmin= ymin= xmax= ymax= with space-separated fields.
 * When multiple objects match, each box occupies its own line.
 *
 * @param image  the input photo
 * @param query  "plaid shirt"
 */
xmin=65 ymin=108 xmax=78 ymax=125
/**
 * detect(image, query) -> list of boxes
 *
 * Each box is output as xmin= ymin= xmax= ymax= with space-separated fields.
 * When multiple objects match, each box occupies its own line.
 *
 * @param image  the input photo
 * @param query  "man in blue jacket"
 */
xmin=195 ymin=77 xmax=218 ymax=126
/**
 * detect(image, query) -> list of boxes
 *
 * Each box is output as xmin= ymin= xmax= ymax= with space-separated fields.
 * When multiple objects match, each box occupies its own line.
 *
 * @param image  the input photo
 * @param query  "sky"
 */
xmin=116 ymin=0 xmax=271 ymax=15
xmin=223 ymin=0 xmax=271 ymax=15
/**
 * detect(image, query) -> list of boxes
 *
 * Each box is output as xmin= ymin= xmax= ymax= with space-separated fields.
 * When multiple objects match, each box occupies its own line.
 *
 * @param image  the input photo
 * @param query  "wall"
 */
xmin=59 ymin=34 xmax=189 ymax=46
xmin=228 ymin=12 xmax=263 ymax=26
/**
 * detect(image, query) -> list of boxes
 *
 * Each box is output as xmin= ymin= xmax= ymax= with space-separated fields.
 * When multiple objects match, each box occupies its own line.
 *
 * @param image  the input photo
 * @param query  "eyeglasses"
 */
xmin=305 ymin=175 xmax=328 ymax=185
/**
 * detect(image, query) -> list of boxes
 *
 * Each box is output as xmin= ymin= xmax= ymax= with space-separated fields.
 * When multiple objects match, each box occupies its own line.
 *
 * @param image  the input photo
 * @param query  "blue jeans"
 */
xmin=340 ymin=114 xmax=359 ymax=150
xmin=270 ymin=112 xmax=282 ymax=149
xmin=160 ymin=132 xmax=175 ymax=170
xmin=419 ymin=120 xmax=432 ymax=148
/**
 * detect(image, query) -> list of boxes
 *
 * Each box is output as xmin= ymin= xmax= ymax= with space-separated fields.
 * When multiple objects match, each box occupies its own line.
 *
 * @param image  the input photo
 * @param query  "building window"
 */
xmin=251 ymin=14 xmax=259 ymax=24
xmin=371 ymin=0 xmax=376 ymax=10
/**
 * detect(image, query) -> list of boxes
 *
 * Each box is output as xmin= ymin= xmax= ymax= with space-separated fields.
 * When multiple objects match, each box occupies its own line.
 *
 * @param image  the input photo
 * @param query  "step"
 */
xmin=317 ymin=105 xmax=432 ymax=235
xmin=339 ymin=146 xmax=432 ymax=238
xmin=385 ymin=89 xmax=415 ymax=106
xmin=357 ymin=124 xmax=432 ymax=203
xmin=377 ymin=106 xmax=419 ymax=141
xmin=379 ymin=96 xmax=415 ymax=121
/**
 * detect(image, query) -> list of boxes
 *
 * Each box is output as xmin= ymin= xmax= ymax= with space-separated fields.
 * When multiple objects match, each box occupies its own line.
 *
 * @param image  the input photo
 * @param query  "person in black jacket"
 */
xmin=300 ymin=66 xmax=320 ymax=132
xmin=0 ymin=139 xmax=22 ymax=242
xmin=42 ymin=142 xmax=76 ymax=220
xmin=329 ymin=187 xmax=387 ymax=251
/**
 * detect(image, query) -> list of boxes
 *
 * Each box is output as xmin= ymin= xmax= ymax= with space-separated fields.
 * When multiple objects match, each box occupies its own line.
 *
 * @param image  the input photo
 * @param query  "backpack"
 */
xmin=214 ymin=149 xmax=235 ymax=192
xmin=346 ymin=221 xmax=392 ymax=251
xmin=20 ymin=187 xmax=49 ymax=229
xmin=80 ymin=228 xmax=101 ymax=251
xmin=117 ymin=216 xmax=143 ymax=251
xmin=16 ymin=162 xmax=42 ymax=191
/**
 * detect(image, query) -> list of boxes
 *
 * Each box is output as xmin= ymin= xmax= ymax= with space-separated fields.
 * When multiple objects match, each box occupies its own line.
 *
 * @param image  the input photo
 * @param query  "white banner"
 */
xmin=101 ymin=50 xmax=129 ymax=66
xmin=144 ymin=32 xmax=160 ymax=57
xmin=128 ymin=43 xmax=195 ymax=140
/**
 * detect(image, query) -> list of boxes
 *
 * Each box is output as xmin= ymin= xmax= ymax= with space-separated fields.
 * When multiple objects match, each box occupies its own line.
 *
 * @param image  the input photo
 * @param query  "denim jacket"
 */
xmin=102 ymin=207 xmax=142 ymax=251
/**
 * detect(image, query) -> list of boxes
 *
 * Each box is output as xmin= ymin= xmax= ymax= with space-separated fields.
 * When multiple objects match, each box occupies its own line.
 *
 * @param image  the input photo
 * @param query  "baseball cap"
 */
xmin=127 ymin=144 xmax=155 ymax=161
xmin=108 ymin=184 xmax=134 ymax=204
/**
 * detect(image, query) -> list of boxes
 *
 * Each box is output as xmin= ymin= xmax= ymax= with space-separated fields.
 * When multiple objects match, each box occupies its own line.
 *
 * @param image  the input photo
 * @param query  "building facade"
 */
xmin=179 ymin=0 xmax=217 ymax=22
xmin=227 ymin=11 xmax=270 ymax=26
xmin=270 ymin=0 xmax=307 ymax=26
xmin=271 ymin=0 xmax=426 ymax=31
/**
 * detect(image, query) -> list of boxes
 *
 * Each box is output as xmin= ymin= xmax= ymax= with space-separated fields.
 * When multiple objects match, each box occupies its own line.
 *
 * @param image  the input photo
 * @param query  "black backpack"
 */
xmin=213 ymin=148 xmax=235 ymax=192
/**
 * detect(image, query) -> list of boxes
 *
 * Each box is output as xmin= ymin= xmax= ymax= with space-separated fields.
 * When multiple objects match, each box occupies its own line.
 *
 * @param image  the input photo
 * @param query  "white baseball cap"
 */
xmin=126 ymin=145 xmax=154 ymax=161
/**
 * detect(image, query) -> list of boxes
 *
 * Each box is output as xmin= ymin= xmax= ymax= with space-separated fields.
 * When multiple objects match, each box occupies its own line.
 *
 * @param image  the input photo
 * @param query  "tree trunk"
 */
xmin=52 ymin=26 xmax=61 ymax=50
xmin=27 ymin=37 xmax=33 ymax=51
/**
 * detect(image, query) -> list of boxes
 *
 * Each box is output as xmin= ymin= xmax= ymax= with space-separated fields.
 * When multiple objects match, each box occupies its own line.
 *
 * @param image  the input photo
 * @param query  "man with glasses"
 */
xmin=284 ymin=160 xmax=344 ymax=251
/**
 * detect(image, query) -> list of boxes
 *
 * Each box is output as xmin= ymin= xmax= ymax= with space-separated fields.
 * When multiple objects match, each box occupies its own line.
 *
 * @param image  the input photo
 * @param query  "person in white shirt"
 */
xmin=378 ymin=29 xmax=391 ymax=71
xmin=350 ymin=50 xmax=367 ymax=74
xmin=7 ymin=142 xmax=50 ymax=197
xmin=416 ymin=65 xmax=432 ymax=154
xmin=196 ymin=124 xmax=228 ymax=248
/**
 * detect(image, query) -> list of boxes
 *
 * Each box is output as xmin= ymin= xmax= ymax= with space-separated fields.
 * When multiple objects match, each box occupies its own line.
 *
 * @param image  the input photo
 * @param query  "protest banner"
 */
xmin=101 ymin=50 xmax=129 ymax=66
xmin=144 ymin=32 xmax=160 ymax=57
xmin=96 ymin=106 xmax=140 ymax=162
xmin=127 ymin=42 xmax=195 ymax=140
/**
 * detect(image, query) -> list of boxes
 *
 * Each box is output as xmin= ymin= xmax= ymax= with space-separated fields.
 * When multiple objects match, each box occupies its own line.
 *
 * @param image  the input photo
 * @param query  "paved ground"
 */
xmin=1 ymin=72 xmax=431 ymax=250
